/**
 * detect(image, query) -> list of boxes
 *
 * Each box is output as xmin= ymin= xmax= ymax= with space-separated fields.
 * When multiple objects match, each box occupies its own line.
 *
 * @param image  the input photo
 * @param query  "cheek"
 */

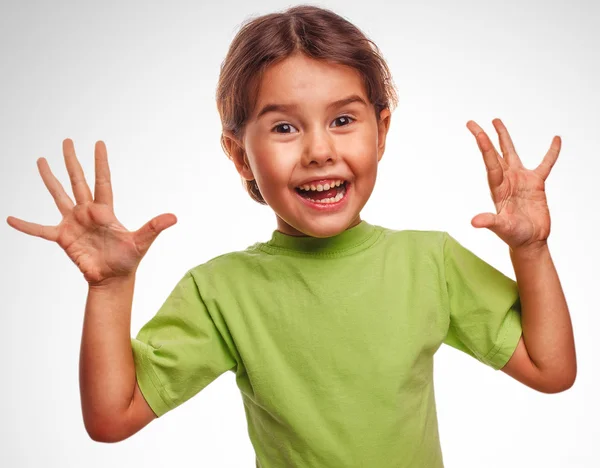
xmin=344 ymin=144 xmax=380 ymax=191
xmin=252 ymin=147 xmax=297 ymax=189
xmin=341 ymin=126 xmax=378 ymax=153
xmin=344 ymin=134 xmax=379 ymax=167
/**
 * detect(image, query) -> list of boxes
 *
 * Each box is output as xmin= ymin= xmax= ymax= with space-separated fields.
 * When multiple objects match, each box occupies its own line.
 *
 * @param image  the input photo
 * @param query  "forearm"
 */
xmin=79 ymin=274 xmax=137 ymax=438
xmin=510 ymin=242 xmax=576 ymax=383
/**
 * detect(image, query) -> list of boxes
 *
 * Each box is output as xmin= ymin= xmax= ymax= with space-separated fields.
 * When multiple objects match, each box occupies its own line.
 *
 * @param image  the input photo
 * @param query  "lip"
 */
xmin=294 ymin=181 xmax=351 ymax=212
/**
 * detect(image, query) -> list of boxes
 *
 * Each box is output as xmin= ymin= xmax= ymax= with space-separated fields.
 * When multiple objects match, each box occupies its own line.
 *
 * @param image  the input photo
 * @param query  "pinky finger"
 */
xmin=6 ymin=216 xmax=58 ymax=241
xmin=534 ymin=135 xmax=561 ymax=180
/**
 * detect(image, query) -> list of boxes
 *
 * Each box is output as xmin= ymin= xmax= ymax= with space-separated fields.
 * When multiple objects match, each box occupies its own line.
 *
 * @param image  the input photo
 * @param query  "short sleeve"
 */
xmin=131 ymin=271 xmax=237 ymax=417
xmin=442 ymin=232 xmax=523 ymax=370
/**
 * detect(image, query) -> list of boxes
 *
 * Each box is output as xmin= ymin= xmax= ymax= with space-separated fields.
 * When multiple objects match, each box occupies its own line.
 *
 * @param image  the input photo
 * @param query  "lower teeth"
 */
xmin=307 ymin=185 xmax=347 ymax=204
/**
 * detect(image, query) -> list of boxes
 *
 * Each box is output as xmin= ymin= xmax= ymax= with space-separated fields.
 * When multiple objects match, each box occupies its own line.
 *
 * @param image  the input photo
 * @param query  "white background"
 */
xmin=1 ymin=0 xmax=598 ymax=466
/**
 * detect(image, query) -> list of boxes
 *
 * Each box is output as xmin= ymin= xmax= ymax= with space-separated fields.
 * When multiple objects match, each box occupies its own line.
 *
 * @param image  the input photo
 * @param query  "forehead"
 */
xmin=252 ymin=53 xmax=367 ymax=115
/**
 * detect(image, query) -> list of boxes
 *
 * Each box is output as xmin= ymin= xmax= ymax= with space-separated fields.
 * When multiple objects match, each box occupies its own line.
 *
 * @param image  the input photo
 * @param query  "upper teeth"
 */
xmin=297 ymin=180 xmax=345 ymax=191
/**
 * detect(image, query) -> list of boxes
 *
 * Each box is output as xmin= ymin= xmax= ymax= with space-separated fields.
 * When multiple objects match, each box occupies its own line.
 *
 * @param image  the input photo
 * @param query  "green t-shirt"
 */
xmin=131 ymin=220 xmax=522 ymax=467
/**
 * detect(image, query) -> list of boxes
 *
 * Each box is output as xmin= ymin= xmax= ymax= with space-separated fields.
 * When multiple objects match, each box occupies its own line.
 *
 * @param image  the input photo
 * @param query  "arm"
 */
xmin=6 ymin=139 xmax=175 ymax=441
xmin=80 ymin=274 xmax=157 ymax=442
xmin=465 ymin=118 xmax=577 ymax=393
xmin=501 ymin=243 xmax=576 ymax=393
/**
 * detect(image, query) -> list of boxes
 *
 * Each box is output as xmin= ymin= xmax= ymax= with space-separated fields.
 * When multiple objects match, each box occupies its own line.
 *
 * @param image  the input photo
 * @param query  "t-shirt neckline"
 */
xmin=256 ymin=220 xmax=381 ymax=257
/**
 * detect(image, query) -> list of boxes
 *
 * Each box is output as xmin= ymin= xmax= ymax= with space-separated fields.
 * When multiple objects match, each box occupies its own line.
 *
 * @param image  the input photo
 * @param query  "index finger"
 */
xmin=466 ymin=120 xmax=505 ymax=188
xmin=94 ymin=141 xmax=113 ymax=209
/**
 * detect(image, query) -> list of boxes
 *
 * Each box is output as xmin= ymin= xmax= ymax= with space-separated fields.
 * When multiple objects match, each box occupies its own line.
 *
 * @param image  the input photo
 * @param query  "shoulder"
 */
xmin=186 ymin=244 xmax=268 ymax=289
xmin=361 ymin=225 xmax=449 ymax=271
xmin=375 ymin=225 xmax=447 ymax=252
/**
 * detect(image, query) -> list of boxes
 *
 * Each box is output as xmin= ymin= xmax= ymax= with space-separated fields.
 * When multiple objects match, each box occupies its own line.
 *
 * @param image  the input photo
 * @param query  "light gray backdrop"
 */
xmin=1 ymin=0 xmax=598 ymax=466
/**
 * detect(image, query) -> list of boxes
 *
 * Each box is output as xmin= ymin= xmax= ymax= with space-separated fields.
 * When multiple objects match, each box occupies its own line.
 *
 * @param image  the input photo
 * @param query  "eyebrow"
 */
xmin=255 ymin=94 xmax=368 ymax=120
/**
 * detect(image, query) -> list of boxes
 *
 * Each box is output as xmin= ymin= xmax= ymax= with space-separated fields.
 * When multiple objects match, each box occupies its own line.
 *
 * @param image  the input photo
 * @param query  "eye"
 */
xmin=272 ymin=123 xmax=298 ymax=134
xmin=331 ymin=115 xmax=355 ymax=128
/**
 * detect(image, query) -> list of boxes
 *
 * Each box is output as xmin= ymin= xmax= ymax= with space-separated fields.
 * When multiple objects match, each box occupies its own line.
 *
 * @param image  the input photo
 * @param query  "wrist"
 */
xmin=510 ymin=240 xmax=549 ymax=261
xmin=88 ymin=273 xmax=136 ymax=292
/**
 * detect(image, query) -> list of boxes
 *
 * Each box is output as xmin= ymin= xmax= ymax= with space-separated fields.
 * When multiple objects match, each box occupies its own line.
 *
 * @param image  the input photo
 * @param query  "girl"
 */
xmin=6 ymin=4 xmax=576 ymax=467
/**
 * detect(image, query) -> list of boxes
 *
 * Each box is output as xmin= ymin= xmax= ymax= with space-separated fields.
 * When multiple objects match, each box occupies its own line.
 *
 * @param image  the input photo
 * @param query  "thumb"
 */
xmin=134 ymin=213 xmax=177 ymax=254
xmin=471 ymin=213 xmax=500 ymax=232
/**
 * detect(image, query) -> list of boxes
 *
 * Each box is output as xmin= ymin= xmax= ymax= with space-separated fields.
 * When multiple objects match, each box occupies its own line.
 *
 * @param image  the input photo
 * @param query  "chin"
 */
xmin=282 ymin=215 xmax=358 ymax=238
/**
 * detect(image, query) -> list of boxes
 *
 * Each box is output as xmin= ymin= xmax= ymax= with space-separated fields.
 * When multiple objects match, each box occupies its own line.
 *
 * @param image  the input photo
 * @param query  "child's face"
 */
xmin=226 ymin=52 xmax=391 ymax=237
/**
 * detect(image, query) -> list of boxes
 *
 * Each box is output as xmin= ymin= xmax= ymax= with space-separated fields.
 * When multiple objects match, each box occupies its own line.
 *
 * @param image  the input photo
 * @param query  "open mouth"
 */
xmin=294 ymin=180 xmax=348 ymax=205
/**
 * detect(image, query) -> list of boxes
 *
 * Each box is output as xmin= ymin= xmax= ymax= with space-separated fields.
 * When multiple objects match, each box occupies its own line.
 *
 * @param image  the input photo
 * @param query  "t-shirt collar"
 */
xmin=262 ymin=220 xmax=378 ymax=255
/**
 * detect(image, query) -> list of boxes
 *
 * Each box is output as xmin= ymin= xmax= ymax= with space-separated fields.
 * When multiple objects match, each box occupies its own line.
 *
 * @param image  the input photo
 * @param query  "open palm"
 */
xmin=466 ymin=118 xmax=561 ymax=250
xmin=6 ymin=139 xmax=177 ymax=285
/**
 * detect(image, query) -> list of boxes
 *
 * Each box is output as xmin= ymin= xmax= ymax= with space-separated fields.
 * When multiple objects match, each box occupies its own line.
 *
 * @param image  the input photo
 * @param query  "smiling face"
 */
xmin=224 ymin=52 xmax=391 ymax=237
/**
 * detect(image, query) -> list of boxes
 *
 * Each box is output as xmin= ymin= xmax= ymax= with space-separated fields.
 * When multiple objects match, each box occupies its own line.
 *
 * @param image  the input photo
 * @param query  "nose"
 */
xmin=301 ymin=127 xmax=337 ymax=167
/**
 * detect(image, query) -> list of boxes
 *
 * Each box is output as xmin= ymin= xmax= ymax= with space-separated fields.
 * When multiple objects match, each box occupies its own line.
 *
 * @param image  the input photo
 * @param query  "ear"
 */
xmin=376 ymin=108 xmax=392 ymax=162
xmin=222 ymin=130 xmax=254 ymax=181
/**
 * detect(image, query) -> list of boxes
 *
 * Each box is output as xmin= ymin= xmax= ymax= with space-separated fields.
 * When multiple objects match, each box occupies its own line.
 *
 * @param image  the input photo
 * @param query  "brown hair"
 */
xmin=216 ymin=4 xmax=399 ymax=205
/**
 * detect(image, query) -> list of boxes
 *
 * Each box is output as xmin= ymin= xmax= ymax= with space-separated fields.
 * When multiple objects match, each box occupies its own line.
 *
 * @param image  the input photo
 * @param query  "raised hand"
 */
xmin=466 ymin=118 xmax=561 ymax=252
xmin=6 ymin=139 xmax=177 ymax=286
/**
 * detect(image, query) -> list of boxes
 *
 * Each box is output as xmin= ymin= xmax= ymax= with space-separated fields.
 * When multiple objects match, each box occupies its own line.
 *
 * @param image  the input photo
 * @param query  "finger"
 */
xmin=133 ymin=213 xmax=178 ymax=255
xmin=534 ymin=135 xmax=561 ymax=181
xmin=94 ymin=141 xmax=113 ymax=209
xmin=37 ymin=157 xmax=75 ymax=216
xmin=63 ymin=138 xmax=93 ymax=204
xmin=471 ymin=212 xmax=510 ymax=236
xmin=466 ymin=121 xmax=506 ymax=188
xmin=471 ymin=212 xmax=497 ymax=229
xmin=492 ymin=118 xmax=524 ymax=168
xmin=6 ymin=216 xmax=59 ymax=241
